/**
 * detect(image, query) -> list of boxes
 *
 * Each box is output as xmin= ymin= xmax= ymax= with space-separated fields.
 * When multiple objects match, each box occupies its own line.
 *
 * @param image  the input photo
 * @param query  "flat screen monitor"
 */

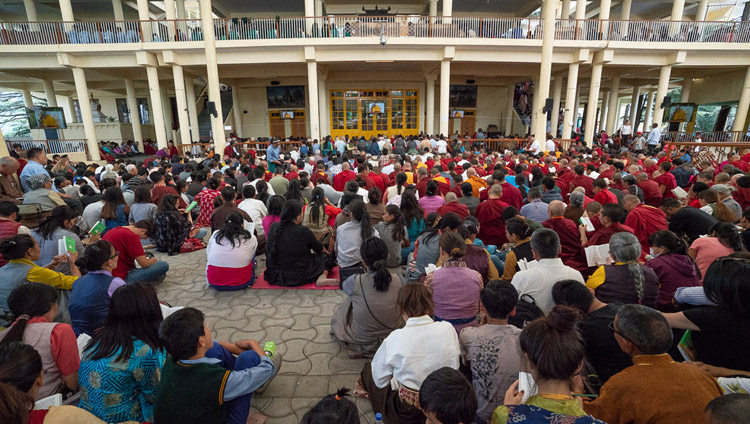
xmin=451 ymin=110 xmax=465 ymax=119
xmin=368 ymin=102 xmax=386 ymax=114
xmin=281 ymin=111 xmax=294 ymax=120
xmin=27 ymin=107 xmax=67 ymax=129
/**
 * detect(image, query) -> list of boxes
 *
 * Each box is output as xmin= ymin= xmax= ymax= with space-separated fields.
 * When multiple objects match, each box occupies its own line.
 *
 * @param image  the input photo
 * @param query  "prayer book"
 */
xmin=585 ymin=244 xmax=611 ymax=267
xmin=580 ymin=217 xmax=596 ymax=232
xmin=57 ymin=236 xmax=76 ymax=255
xmin=33 ymin=393 xmax=62 ymax=410
xmin=518 ymin=371 xmax=538 ymax=404
xmin=517 ymin=258 xmax=537 ymax=271
xmin=184 ymin=200 xmax=198 ymax=213
xmin=672 ymin=186 xmax=688 ymax=199
xmin=88 ymin=221 xmax=105 ymax=236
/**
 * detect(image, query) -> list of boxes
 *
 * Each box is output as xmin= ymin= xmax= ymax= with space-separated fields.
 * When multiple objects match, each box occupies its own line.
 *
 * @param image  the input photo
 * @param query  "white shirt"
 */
xmin=436 ymin=139 xmax=448 ymax=154
xmin=206 ymin=230 xmax=257 ymax=269
xmin=545 ymin=139 xmax=555 ymax=152
xmin=528 ymin=140 xmax=541 ymax=154
xmin=621 ymin=124 xmax=632 ymax=135
xmin=237 ymin=198 xmax=268 ymax=235
xmin=290 ymin=150 xmax=300 ymax=161
xmin=81 ymin=201 xmax=105 ymax=231
xmin=511 ymin=258 xmax=585 ymax=315
xmin=371 ymin=315 xmax=460 ymax=390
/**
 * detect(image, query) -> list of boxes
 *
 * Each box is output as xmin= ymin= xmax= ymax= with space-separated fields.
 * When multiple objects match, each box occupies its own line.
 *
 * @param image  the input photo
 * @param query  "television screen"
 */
xmin=267 ymin=86 xmax=306 ymax=109
xmin=368 ymin=102 xmax=386 ymax=114
xmin=449 ymin=85 xmax=477 ymax=108
xmin=27 ymin=107 xmax=67 ymax=130
xmin=281 ymin=111 xmax=295 ymax=120
xmin=451 ymin=110 xmax=465 ymax=118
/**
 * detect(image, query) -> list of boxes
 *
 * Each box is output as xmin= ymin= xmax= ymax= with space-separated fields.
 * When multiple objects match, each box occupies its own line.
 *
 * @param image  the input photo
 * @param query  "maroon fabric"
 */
xmin=569 ymin=174 xmax=595 ymax=197
xmin=500 ymin=182 xmax=523 ymax=210
xmin=475 ymin=198 xmax=509 ymax=246
xmin=584 ymin=222 xmax=635 ymax=247
xmin=368 ymin=172 xmax=385 ymax=193
xmin=654 ymin=173 xmax=678 ymax=199
xmin=733 ymin=186 xmax=750 ymax=211
xmin=542 ymin=217 xmax=584 ymax=265
xmin=437 ymin=202 xmax=470 ymax=219
xmin=0 ymin=219 xmax=22 ymax=267
xmin=310 ymin=171 xmax=331 ymax=186
xmin=284 ymin=171 xmax=299 ymax=181
xmin=463 ymin=244 xmax=490 ymax=282
xmin=638 ymin=180 xmax=663 ymax=207
xmin=593 ymin=189 xmax=618 ymax=205
xmin=152 ymin=185 xmax=186 ymax=209
xmin=333 ymin=170 xmax=356 ymax=191
xmin=624 ymin=204 xmax=668 ymax=256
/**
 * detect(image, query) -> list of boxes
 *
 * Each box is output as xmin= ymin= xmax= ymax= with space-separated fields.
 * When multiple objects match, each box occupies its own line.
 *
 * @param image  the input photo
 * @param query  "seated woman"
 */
xmin=206 ymin=213 xmax=258 ymax=291
xmin=698 ymin=189 xmax=737 ymax=223
xmin=405 ymin=213 xmax=441 ymax=281
xmin=264 ymin=200 xmax=338 ymax=287
xmin=23 ymin=173 xmax=66 ymax=212
xmin=69 ymin=240 xmax=126 ymax=336
xmin=366 ymin=187 xmax=386 ymax=224
xmin=665 ymin=256 xmax=750 ymax=372
xmin=130 ymin=185 xmax=158 ymax=224
xmin=32 ymin=205 xmax=91 ymax=275
xmin=436 ymin=213 xmax=500 ymax=283
xmin=375 ymin=205 xmax=409 ymax=269
xmin=586 ymin=232 xmax=659 ymax=308
xmin=491 ymin=306 xmax=606 ymax=424
xmin=644 ymin=230 xmax=701 ymax=312
xmin=331 ymin=237 xmax=404 ymax=358
xmin=78 ymin=283 xmax=166 ymax=423
xmin=336 ymin=199 xmax=379 ymax=283
xmin=154 ymin=194 xmax=193 ymax=256
xmin=358 ymin=283 xmax=460 ymax=424
xmin=464 ymin=216 xmax=504 ymax=273
xmin=302 ymin=187 xmax=340 ymax=254
xmin=101 ymin=187 xmax=129 ymax=235
xmin=501 ymin=217 xmax=535 ymax=281
xmin=0 ymin=283 xmax=79 ymax=400
xmin=689 ymin=222 xmax=743 ymax=282
xmin=424 ymin=231 xmax=483 ymax=334
xmin=210 ymin=186 xmax=251 ymax=233
xmin=400 ymin=190 xmax=425 ymax=262
xmin=262 ymin=195 xmax=285 ymax=236
xmin=0 ymin=234 xmax=80 ymax=326
xmin=418 ymin=180 xmax=446 ymax=215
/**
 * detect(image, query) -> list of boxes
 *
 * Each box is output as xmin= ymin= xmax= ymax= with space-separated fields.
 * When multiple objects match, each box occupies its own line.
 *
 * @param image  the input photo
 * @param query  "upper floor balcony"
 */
xmin=1 ymin=16 xmax=750 ymax=46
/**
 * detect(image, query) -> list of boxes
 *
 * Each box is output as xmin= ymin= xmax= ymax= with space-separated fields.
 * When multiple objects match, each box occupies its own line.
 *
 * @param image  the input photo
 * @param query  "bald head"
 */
xmin=342 ymin=162 xmax=350 ymax=171
xmin=445 ymin=192 xmax=458 ymax=203
xmin=636 ymin=172 xmax=649 ymax=182
xmin=622 ymin=194 xmax=641 ymax=211
xmin=548 ymin=200 xmax=566 ymax=217
xmin=489 ymin=183 xmax=503 ymax=198
xmin=0 ymin=156 xmax=19 ymax=176
xmin=467 ymin=167 xmax=477 ymax=177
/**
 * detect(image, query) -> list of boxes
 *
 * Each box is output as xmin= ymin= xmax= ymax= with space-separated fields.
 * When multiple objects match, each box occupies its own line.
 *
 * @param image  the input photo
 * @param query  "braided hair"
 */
xmin=309 ymin=187 xmax=326 ymax=224
xmin=609 ymin=232 xmax=646 ymax=303
xmin=270 ymin=200 xmax=303 ymax=258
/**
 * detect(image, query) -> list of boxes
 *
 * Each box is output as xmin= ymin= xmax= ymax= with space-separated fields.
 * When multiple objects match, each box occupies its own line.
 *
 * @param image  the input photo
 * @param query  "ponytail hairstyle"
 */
xmin=255 ymin=180 xmax=270 ymax=204
xmin=158 ymin=194 xmax=179 ymax=212
xmin=266 ymin=195 xmax=285 ymax=218
xmin=285 ymin=179 xmax=303 ymax=202
xmin=426 ymin=180 xmax=439 ymax=197
xmin=439 ymin=230 xmax=465 ymax=260
xmin=505 ymin=218 xmax=532 ymax=240
xmin=101 ymin=187 xmax=126 ymax=220
xmin=361 ymin=237 xmax=392 ymax=292
xmin=400 ymin=189 xmax=424 ymax=226
xmin=0 ymin=341 xmax=43 ymax=393
xmin=270 ymin=200 xmax=303 ymax=258
xmin=395 ymin=172 xmax=407 ymax=195
xmin=520 ymin=305 xmax=585 ymax=381
xmin=206 ymin=178 xmax=221 ymax=190
xmin=609 ymin=232 xmax=646 ymax=303
xmin=0 ymin=283 xmax=60 ymax=347
xmin=0 ymin=381 xmax=34 ymax=424
xmin=710 ymin=222 xmax=744 ymax=252
xmin=309 ymin=187 xmax=326 ymax=223
xmin=368 ymin=187 xmax=382 ymax=205
xmin=422 ymin=212 xmax=441 ymax=243
xmin=36 ymin=206 xmax=78 ymax=240
xmin=438 ymin=212 xmax=463 ymax=232
xmin=385 ymin=204 xmax=406 ymax=243
xmin=648 ymin=230 xmax=688 ymax=256
xmin=348 ymin=199 xmax=373 ymax=241
xmin=0 ymin=234 xmax=36 ymax=261
xmin=75 ymin=240 xmax=116 ymax=274
xmin=215 ymin=213 xmax=252 ymax=248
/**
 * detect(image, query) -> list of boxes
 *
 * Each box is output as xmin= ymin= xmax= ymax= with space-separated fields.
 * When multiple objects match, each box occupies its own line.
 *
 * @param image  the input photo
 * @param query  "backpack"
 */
xmin=508 ymin=294 xmax=544 ymax=329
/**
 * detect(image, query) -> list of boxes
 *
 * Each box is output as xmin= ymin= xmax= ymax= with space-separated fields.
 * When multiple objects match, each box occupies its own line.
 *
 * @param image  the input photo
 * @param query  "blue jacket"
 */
xmin=70 ymin=271 xmax=113 ymax=336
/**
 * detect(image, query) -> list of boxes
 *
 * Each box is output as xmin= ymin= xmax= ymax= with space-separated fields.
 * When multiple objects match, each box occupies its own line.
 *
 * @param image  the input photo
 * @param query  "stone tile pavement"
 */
xmin=153 ymin=249 xmax=376 ymax=423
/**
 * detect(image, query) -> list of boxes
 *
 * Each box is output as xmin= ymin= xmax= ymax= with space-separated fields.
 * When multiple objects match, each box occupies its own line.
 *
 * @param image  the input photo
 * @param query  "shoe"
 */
xmin=255 ymin=352 xmax=282 ymax=394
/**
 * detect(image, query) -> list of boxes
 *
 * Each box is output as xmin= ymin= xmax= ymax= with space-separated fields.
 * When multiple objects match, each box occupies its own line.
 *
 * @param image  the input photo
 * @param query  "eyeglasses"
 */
xmin=106 ymin=252 xmax=119 ymax=261
xmin=608 ymin=320 xmax=639 ymax=349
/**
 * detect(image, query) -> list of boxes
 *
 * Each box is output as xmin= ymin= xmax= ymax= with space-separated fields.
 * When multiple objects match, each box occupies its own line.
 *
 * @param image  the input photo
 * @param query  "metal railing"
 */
xmin=661 ymin=131 xmax=750 ymax=143
xmin=6 ymin=139 xmax=90 ymax=159
xmin=2 ymin=17 xmax=750 ymax=45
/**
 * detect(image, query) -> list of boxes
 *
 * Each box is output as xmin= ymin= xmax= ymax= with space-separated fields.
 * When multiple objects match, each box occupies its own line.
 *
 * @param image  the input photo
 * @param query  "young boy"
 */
xmin=419 ymin=367 xmax=478 ymax=424
xmin=459 ymin=281 xmax=521 ymax=424
xmin=155 ymin=307 xmax=281 ymax=424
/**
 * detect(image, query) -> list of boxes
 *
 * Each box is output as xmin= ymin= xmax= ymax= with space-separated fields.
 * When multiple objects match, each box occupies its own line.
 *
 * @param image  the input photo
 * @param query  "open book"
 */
xmin=518 ymin=371 xmax=539 ymax=404
xmin=33 ymin=393 xmax=62 ymax=410
xmin=57 ymin=236 xmax=76 ymax=256
xmin=585 ymin=244 xmax=611 ymax=267
xmin=672 ymin=186 xmax=688 ymax=199
xmin=517 ymin=258 xmax=538 ymax=271
xmin=580 ymin=216 xmax=596 ymax=232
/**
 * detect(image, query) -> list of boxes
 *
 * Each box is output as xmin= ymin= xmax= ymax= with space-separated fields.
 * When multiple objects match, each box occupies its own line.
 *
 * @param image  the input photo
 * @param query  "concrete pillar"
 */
xmin=304 ymin=0 xmax=314 ymax=33
xmin=59 ymin=0 xmax=74 ymax=21
xmin=71 ymin=67 xmax=101 ymax=161
xmin=0 ymin=126 xmax=9 ymax=158
xmin=23 ymin=0 xmax=38 ymax=21
xmin=574 ymin=0 xmax=586 ymax=20
xmin=231 ymin=86 xmax=242 ymax=138
xmin=318 ymin=77 xmax=328 ymax=138
xmin=173 ymin=66 xmax=192 ymax=145
xmin=425 ymin=77 xmax=435 ymax=135
xmin=561 ymin=0 xmax=571 ymax=19
xmin=563 ymin=62 xmax=579 ymax=139
xmin=429 ymin=0 xmax=438 ymax=22
xmin=146 ymin=66 xmax=168 ymax=149
xmin=506 ymin=86 xmax=515 ymax=136
xmin=732 ymin=67 xmax=750 ymax=133
xmin=653 ymin=65 xmax=672 ymax=128
xmin=439 ymin=60 xmax=451 ymax=136
xmin=644 ymin=89 xmax=655 ymax=129
xmin=314 ymin=0 xmax=323 ymax=17
xmin=531 ymin=76 xmax=540 ymax=134
xmin=535 ymin=0 xmax=556 ymax=138
xmin=136 ymin=0 xmax=149 ymax=21
xmin=606 ymin=76 xmax=621 ymax=132
xmin=124 ymin=78 xmax=143 ymax=143
xmin=200 ymin=0 xmax=226 ymax=153
xmin=621 ymin=0 xmax=632 ymax=19
xmin=176 ymin=0 xmax=186 ymax=19
xmin=599 ymin=0 xmax=612 ymax=19
xmin=112 ymin=0 xmax=124 ymax=21
xmin=160 ymin=86 xmax=173 ymax=142
xmin=185 ymin=79 xmax=200 ymax=142
xmin=307 ymin=61 xmax=320 ymax=140
xmin=164 ymin=0 xmax=176 ymax=40
xmin=585 ymin=60 xmax=602 ymax=144
xmin=696 ymin=0 xmax=709 ymax=21
xmin=599 ymin=90 xmax=609 ymax=133
xmin=551 ymin=76 xmax=564 ymax=136
xmin=22 ymin=89 xmax=33 ymax=109
xmin=669 ymin=0 xmax=686 ymax=37
xmin=42 ymin=80 xmax=58 ymax=108
xmin=680 ymin=78 xmax=692 ymax=103
xmin=629 ymin=85 xmax=639 ymax=124
xmin=64 ymin=96 xmax=76 ymax=124
xmin=442 ymin=0 xmax=453 ymax=23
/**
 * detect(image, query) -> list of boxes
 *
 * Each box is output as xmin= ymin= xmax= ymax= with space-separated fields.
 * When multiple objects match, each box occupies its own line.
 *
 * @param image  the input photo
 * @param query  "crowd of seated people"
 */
xmin=0 ymin=132 xmax=750 ymax=423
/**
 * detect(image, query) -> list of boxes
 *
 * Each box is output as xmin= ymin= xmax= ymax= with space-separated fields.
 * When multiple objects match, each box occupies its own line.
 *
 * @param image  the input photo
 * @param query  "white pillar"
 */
xmin=561 ymin=0 xmax=571 ymax=19
xmin=563 ymin=62 xmax=579 ymax=139
xmin=669 ymin=0 xmax=686 ymax=37
xmin=164 ymin=0 xmax=176 ymax=40
xmin=112 ymin=0 xmax=124 ymax=21
xmin=124 ymin=78 xmax=143 ymax=143
xmin=439 ymin=60 xmax=450 ymax=136
xmin=307 ymin=61 xmax=320 ymax=141
xmin=22 ymin=89 xmax=33 ymax=109
xmin=176 ymin=0 xmax=186 ymax=19
xmin=506 ymin=86 xmax=515 ymax=136
xmin=531 ymin=76 xmax=540 ymax=134
xmin=71 ymin=67 xmax=101 ymax=161
xmin=42 ymin=80 xmax=58 ymax=108
xmin=64 ymin=96 xmax=76 ymax=123
xmin=644 ymin=89 xmax=655 ymax=129
xmin=185 ymin=79 xmax=200 ymax=142
xmin=629 ymin=85 xmax=639 ymax=124
xmin=621 ymin=0 xmax=632 ymax=19
xmin=695 ymin=0 xmax=709 ymax=21
xmin=59 ymin=0 xmax=74 ymax=21
xmin=200 ymin=0 xmax=225 ymax=153
xmin=160 ymin=86 xmax=174 ymax=142
xmin=442 ymin=0 xmax=453 ymax=23
xmin=426 ymin=77 xmax=435 ymax=135
xmin=136 ymin=0 xmax=149 ymax=21
xmin=173 ymin=66 xmax=192 ymax=145
xmin=732 ymin=67 xmax=750 ymax=132
xmin=429 ymin=0 xmax=438 ymax=22
xmin=23 ymin=0 xmax=38 ymax=21
xmin=231 ymin=86 xmax=242 ymax=138
xmin=146 ymin=66 xmax=168 ymax=149
xmin=680 ymin=78 xmax=692 ymax=103
xmin=314 ymin=0 xmax=323 ymax=17
xmin=551 ymin=76 xmax=564 ymax=137
xmin=574 ymin=0 xmax=586 ymax=20
xmin=535 ymin=0 xmax=556 ymax=138
xmin=318 ymin=77 xmax=328 ymax=138
xmin=585 ymin=62 xmax=603 ymax=146
xmin=606 ymin=76 xmax=620 ymax=132
xmin=653 ymin=65 xmax=672 ymax=128
xmin=599 ymin=0 xmax=612 ymax=19
xmin=599 ymin=90 xmax=609 ymax=132
xmin=304 ymin=0 xmax=314 ymax=33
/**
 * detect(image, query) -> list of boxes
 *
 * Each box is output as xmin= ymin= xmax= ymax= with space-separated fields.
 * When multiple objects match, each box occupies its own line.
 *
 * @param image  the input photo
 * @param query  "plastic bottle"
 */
xmin=263 ymin=341 xmax=276 ymax=358
xmin=375 ymin=413 xmax=383 ymax=422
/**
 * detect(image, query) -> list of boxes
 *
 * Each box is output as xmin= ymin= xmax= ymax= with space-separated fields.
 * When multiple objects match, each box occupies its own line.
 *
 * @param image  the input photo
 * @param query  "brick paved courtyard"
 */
xmin=154 ymin=249 xmax=376 ymax=423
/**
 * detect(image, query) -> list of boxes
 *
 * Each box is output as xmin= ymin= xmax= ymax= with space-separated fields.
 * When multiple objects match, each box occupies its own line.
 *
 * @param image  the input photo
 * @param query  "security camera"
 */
xmin=380 ymin=34 xmax=387 ymax=45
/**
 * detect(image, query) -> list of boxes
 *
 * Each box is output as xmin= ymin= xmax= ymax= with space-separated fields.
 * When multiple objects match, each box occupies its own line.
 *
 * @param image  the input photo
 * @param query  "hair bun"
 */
xmin=373 ymin=260 xmax=386 ymax=269
xmin=450 ymin=247 xmax=464 ymax=258
xmin=546 ymin=305 xmax=583 ymax=332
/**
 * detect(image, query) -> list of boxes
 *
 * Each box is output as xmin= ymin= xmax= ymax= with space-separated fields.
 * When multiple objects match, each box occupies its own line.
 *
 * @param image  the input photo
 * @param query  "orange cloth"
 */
xmin=466 ymin=175 xmax=488 ymax=198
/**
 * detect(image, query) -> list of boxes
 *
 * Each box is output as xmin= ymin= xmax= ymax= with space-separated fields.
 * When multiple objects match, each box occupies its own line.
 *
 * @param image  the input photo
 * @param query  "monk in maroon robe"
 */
xmin=636 ymin=173 xmax=663 ymax=207
xmin=583 ymin=203 xmax=635 ymax=247
xmin=569 ymin=165 xmax=595 ymax=197
xmin=475 ymin=184 xmax=509 ymax=246
xmin=333 ymin=162 xmax=357 ymax=191
xmin=437 ymin=193 xmax=470 ymax=219
xmin=653 ymin=162 xmax=678 ymax=199
xmin=542 ymin=201 xmax=585 ymax=267
xmin=623 ymin=195 xmax=668 ymax=256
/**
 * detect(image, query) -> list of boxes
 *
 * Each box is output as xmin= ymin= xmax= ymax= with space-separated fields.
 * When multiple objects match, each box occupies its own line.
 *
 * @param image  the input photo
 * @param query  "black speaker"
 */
xmin=270 ymin=81 xmax=280 ymax=86
xmin=661 ymin=96 xmax=672 ymax=109
xmin=466 ymin=79 xmax=475 ymax=84
xmin=542 ymin=98 xmax=554 ymax=113
xmin=207 ymin=101 xmax=218 ymax=118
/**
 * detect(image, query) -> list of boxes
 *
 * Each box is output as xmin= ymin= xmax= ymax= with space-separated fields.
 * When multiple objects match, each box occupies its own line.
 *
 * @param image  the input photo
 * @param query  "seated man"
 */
xmin=155 ymin=307 xmax=281 ymax=424
xmin=102 ymin=219 xmax=169 ymax=284
xmin=419 ymin=367 xmax=478 ymax=424
xmin=542 ymin=200 xmax=585 ymax=267
xmin=705 ymin=394 xmax=750 ymax=424
xmin=582 ymin=203 xmax=634 ymax=247
xmin=460 ymin=281 xmax=521 ymax=422
xmin=583 ymin=304 xmax=722 ymax=423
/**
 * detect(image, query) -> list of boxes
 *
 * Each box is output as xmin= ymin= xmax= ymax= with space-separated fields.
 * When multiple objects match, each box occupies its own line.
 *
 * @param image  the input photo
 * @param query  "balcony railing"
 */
xmin=1 ymin=17 xmax=750 ymax=45
xmin=6 ymin=139 xmax=90 ymax=160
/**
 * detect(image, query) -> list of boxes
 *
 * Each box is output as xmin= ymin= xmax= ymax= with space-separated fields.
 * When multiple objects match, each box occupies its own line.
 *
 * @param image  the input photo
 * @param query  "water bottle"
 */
xmin=375 ymin=413 xmax=383 ymax=422
xmin=263 ymin=341 xmax=276 ymax=358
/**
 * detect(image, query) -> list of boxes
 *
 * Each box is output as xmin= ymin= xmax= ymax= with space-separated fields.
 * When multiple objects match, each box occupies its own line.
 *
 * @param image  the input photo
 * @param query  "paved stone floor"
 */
xmin=154 ymin=249 xmax=376 ymax=423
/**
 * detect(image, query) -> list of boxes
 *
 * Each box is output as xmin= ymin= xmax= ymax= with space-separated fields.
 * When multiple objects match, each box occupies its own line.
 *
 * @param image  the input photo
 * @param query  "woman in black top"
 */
xmin=264 ymin=200 xmax=338 ymax=287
